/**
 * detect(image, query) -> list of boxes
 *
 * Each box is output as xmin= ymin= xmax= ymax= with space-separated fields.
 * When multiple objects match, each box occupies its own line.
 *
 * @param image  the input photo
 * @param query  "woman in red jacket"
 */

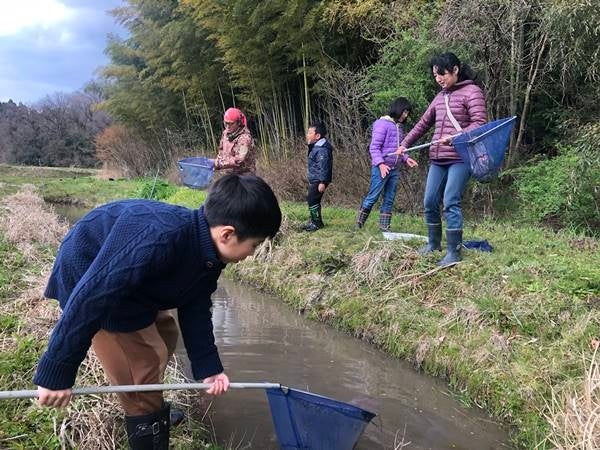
xmin=397 ymin=52 xmax=487 ymax=265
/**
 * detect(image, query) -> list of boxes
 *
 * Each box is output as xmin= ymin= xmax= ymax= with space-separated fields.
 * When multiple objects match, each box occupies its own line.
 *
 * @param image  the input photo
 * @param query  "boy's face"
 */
xmin=211 ymin=226 xmax=265 ymax=263
xmin=306 ymin=127 xmax=320 ymax=145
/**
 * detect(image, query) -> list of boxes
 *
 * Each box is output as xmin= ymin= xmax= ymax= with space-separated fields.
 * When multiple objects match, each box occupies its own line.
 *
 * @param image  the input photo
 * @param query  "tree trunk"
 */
xmin=513 ymin=33 xmax=547 ymax=166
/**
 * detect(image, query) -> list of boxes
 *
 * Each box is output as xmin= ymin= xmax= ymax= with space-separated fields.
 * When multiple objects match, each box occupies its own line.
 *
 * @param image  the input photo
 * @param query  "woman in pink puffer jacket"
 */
xmin=397 ymin=52 xmax=487 ymax=265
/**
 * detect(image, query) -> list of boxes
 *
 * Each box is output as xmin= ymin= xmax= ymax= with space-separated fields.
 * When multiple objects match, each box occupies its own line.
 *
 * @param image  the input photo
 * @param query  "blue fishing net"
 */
xmin=178 ymin=157 xmax=214 ymax=189
xmin=266 ymin=387 xmax=376 ymax=450
xmin=453 ymin=117 xmax=517 ymax=183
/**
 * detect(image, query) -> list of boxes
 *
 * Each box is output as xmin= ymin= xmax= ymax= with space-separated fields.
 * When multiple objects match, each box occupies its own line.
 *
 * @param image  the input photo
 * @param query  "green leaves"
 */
xmin=513 ymin=123 xmax=600 ymax=235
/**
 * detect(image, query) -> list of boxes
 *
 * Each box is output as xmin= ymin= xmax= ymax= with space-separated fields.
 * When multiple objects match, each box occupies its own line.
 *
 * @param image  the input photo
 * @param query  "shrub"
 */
xmin=514 ymin=124 xmax=600 ymax=235
xmin=137 ymin=179 xmax=177 ymax=201
xmin=361 ymin=17 xmax=440 ymax=117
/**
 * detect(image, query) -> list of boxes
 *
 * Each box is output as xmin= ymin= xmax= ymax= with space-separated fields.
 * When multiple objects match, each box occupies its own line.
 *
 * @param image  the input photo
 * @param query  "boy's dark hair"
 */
xmin=205 ymin=174 xmax=281 ymax=239
xmin=430 ymin=52 xmax=478 ymax=83
xmin=309 ymin=121 xmax=327 ymax=138
xmin=388 ymin=97 xmax=413 ymax=121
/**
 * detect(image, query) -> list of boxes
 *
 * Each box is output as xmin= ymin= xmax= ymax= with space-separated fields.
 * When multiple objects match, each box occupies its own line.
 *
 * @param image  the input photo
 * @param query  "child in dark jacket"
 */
xmin=303 ymin=121 xmax=333 ymax=232
xmin=34 ymin=174 xmax=281 ymax=449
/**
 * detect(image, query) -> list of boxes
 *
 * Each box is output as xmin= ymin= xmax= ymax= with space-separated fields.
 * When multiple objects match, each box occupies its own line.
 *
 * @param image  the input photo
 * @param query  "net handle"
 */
xmin=179 ymin=162 xmax=213 ymax=169
xmin=383 ymin=137 xmax=448 ymax=157
xmin=0 ymin=382 xmax=282 ymax=400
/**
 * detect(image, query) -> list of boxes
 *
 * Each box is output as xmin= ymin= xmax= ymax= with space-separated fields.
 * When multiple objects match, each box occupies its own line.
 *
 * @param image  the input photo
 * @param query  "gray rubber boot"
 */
xmin=438 ymin=229 xmax=463 ymax=266
xmin=355 ymin=207 xmax=371 ymax=230
xmin=379 ymin=212 xmax=392 ymax=232
xmin=418 ymin=223 xmax=442 ymax=254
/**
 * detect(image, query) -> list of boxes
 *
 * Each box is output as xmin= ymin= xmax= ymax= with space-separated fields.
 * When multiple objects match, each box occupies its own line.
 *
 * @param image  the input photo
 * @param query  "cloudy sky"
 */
xmin=0 ymin=0 xmax=125 ymax=104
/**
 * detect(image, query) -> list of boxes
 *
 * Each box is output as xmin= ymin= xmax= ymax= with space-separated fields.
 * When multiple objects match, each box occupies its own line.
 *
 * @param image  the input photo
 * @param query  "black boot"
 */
xmin=125 ymin=403 xmax=170 ymax=450
xmin=355 ymin=207 xmax=371 ymax=230
xmin=438 ymin=229 xmax=463 ymax=266
xmin=419 ymin=223 xmax=442 ymax=254
xmin=379 ymin=212 xmax=392 ymax=232
xmin=303 ymin=204 xmax=323 ymax=232
xmin=170 ymin=406 xmax=185 ymax=427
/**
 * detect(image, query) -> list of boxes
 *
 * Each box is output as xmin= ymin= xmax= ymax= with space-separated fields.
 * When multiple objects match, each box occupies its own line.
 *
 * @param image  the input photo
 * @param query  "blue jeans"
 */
xmin=424 ymin=162 xmax=470 ymax=230
xmin=361 ymin=166 xmax=400 ymax=213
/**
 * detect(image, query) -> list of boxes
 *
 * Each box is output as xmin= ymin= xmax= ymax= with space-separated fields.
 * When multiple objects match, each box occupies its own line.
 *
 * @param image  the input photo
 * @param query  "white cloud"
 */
xmin=0 ymin=0 xmax=75 ymax=37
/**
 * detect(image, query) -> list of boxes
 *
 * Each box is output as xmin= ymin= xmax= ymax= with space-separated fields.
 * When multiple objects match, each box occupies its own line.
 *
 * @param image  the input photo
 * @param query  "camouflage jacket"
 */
xmin=215 ymin=127 xmax=256 ymax=175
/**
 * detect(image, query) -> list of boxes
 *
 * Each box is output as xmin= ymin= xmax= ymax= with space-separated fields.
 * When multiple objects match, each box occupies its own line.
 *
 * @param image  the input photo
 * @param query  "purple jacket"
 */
xmin=369 ymin=116 xmax=409 ymax=168
xmin=401 ymin=80 xmax=487 ymax=162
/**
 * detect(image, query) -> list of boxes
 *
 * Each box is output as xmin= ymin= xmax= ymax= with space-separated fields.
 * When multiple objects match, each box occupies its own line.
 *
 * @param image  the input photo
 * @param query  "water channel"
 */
xmin=54 ymin=203 xmax=512 ymax=450
xmin=179 ymin=280 xmax=512 ymax=450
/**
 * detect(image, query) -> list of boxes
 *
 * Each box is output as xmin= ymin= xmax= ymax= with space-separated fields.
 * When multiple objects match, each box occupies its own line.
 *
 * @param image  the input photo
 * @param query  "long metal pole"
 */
xmin=0 ymin=382 xmax=282 ymax=400
xmin=383 ymin=137 xmax=447 ymax=157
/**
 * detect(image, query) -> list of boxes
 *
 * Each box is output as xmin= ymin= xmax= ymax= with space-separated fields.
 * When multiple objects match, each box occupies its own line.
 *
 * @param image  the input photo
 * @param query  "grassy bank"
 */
xmin=229 ymin=206 xmax=599 ymax=448
xmin=0 ymin=164 xmax=598 ymax=448
xmin=164 ymin=184 xmax=599 ymax=448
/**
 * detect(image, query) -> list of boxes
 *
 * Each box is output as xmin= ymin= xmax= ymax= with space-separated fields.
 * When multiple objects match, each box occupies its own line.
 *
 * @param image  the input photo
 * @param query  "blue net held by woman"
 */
xmin=452 ymin=116 xmax=517 ymax=183
xmin=178 ymin=157 xmax=215 ymax=189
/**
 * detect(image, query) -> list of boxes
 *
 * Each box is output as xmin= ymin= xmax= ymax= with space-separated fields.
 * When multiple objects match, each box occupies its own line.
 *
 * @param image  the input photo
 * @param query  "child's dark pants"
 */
xmin=307 ymin=182 xmax=324 ymax=208
xmin=91 ymin=311 xmax=179 ymax=415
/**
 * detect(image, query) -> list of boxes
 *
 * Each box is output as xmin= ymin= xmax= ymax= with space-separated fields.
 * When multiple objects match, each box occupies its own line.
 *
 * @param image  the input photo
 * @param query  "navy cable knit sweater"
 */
xmin=34 ymin=200 xmax=226 ymax=390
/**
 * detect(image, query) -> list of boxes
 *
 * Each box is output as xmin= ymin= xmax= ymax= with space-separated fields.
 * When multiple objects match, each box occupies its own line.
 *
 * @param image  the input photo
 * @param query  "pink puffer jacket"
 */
xmin=401 ymin=80 xmax=487 ymax=162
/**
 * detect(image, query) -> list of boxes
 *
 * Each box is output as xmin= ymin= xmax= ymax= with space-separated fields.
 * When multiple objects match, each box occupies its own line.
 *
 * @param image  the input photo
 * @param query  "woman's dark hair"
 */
xmin=388 ymin=97 xmax=413 ymax=121
xmin=430 ymin=52 xmax=477 ymax=83
xmin=205 ymin=174 xmax=282 ymax=239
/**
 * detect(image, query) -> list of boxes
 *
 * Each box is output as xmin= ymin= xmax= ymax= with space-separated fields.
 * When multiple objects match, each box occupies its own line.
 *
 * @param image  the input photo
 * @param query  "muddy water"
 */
xmin=178 ymin=280 xmax=512 ymax=450
xmin=50 ymin=202 xmax=91 ymax=225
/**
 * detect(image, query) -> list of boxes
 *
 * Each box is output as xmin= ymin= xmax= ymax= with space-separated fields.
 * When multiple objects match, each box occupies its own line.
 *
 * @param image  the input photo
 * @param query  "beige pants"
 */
xmin=91 ymin=311 xmax=179 ymax=416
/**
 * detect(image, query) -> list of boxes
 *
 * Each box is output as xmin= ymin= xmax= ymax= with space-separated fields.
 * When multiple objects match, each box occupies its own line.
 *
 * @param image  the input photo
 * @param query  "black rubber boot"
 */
xmin=419 ymin=223 xmax=442 ymax=254
xmin=355 ymin=207 xmax=371 ymax=230
xmin=125 ymin=403 xmax=170 ymax=450
xmin=170 ymin=406 xmax=185 ymax=427
xmin=438 ymin=229 xmax=463 ymax=266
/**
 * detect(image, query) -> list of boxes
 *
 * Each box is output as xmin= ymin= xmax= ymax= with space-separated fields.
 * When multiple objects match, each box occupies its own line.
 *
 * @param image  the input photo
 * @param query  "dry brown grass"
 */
xmin=544 ymin=349 xmax=600 ymax=450
xmin=350 ymin=240 xmax=395 ymax=286
xmin=256 ymin=138 xmax=426 ymax=211
xmin=0 ymin=185 xmax=69 ymax=261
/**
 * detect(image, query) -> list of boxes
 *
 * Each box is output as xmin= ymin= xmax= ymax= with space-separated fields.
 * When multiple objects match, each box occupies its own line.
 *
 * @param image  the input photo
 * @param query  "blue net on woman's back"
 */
xmin=453 ymin=117 xmax=517 ymax=183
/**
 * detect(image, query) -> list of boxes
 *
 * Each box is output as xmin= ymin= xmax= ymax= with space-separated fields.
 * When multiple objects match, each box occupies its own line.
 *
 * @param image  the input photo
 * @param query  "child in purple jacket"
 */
xmin=355 ymin=97 xmax=418 ymax=231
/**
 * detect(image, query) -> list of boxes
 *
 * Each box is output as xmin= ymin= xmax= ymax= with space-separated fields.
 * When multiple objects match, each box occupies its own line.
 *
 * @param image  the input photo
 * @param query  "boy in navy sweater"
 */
xmin=303 ymin=121 xmax=333 ymax=232
xmin=34 ymin=174 xmax=281 ymax=449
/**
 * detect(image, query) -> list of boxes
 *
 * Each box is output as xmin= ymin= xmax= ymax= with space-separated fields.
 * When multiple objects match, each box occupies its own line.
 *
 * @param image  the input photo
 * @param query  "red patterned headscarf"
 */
xmin=223 ymin=107 xmax=247 ymax=127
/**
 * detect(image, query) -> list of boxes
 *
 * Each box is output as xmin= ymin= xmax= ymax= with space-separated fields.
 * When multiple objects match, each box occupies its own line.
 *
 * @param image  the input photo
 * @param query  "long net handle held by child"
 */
xmin=0 ymin=382 xmax=282 ymax=400
xmin=384 ymin=136 xmax=462 ymax=157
